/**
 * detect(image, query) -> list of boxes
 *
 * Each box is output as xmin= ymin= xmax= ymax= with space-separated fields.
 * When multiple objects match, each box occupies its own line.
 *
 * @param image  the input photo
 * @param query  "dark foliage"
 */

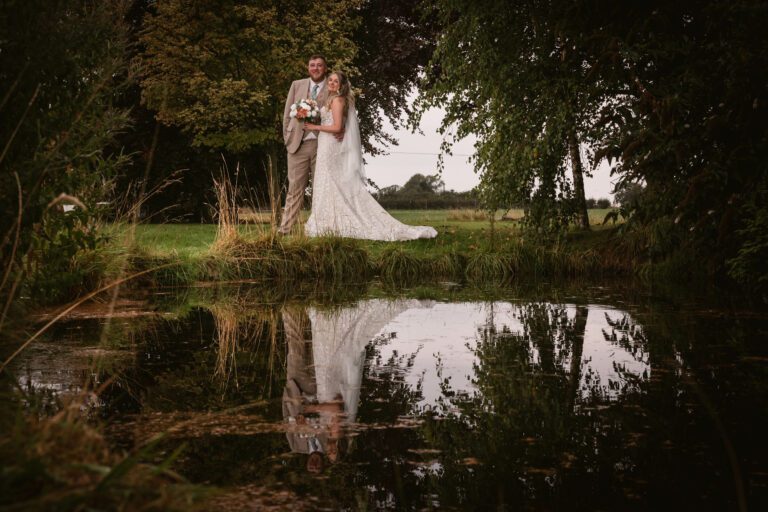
xmin=0 ymin=0 xmax=131 ymax=303
xmin=351 ymin=0 xmax=437 ymax=155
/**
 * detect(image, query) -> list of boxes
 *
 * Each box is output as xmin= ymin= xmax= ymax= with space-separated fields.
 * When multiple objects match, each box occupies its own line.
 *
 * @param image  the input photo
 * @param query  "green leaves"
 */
xmin=138 ymin=0 xmax=360 ymax=152
xmin=416 ymin=1 xmax=597 ymax=234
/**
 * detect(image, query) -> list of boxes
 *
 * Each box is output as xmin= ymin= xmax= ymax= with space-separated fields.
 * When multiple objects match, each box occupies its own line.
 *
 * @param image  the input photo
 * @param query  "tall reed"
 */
xmin=212 ymin=162 xmax=239 ymax=250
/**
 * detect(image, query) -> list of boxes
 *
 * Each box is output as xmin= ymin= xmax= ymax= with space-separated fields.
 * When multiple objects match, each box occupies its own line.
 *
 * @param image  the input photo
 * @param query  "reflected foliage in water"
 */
xmin=7 ymin=284 xmax=768 ymax=510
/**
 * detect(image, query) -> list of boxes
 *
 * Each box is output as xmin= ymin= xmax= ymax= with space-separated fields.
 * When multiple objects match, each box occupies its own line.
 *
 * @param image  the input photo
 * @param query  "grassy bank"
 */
xmin=115 ymin=209 xmax=648 ymax=286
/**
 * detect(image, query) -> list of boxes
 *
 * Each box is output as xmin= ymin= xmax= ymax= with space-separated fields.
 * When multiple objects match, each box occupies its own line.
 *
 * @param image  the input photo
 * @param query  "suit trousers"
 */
xmin=279 ymin=138 xmax=317 ymax=234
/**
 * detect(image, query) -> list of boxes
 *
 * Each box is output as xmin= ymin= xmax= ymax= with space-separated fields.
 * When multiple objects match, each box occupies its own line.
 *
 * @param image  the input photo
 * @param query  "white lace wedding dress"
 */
xmin=305 ymin=106 xmax=438 ymax=241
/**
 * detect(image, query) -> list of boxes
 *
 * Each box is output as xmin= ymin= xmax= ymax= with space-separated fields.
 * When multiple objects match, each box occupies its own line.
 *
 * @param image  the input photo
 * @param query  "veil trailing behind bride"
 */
xmin=305 ymin=104 xmax=438 ymax=241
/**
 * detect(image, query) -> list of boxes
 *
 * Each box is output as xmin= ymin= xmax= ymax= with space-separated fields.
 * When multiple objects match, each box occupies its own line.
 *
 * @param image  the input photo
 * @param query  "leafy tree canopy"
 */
xmin=137 ymin=0 xmax=360 ymax=153
xmin=400 ymin=173 xmax=444 ymax=195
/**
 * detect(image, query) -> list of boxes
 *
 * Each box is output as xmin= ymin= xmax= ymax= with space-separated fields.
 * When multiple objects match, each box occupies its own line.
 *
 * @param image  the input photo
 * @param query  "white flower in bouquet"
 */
xmin=290 ymin=98 xmax=320 ymax=123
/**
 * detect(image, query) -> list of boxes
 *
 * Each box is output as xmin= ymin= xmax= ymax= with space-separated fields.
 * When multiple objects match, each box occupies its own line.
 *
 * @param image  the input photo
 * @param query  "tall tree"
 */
xmin=572 ymin=1 xmax=768 ymax=285
xmin=416 ymin=1 xmax=599 ymax=233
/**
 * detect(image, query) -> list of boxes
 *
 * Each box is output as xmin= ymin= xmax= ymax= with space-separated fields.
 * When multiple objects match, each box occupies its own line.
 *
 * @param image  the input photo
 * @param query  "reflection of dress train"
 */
xmin=309 ymin=299 xmax=433 ymax=423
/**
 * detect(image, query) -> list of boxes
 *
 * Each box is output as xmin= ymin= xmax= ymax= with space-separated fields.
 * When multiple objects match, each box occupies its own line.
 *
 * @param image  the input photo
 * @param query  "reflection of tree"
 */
xmin=603 ymin=311 xmax=649 ymax=363
xmin=420 ymin=302 xmax=598 ymax=508
xmin=592 ymin=311 xmax=649 ymax=398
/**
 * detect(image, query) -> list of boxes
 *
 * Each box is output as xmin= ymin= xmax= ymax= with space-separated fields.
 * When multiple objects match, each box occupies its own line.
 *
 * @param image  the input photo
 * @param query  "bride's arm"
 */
xmin=304 ymin=97 xmax=345 ymax=134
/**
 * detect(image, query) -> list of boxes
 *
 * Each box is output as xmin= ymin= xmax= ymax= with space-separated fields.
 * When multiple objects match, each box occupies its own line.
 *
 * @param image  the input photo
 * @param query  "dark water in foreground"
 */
xmin=10 ymin=282 xmax=768 ymax=510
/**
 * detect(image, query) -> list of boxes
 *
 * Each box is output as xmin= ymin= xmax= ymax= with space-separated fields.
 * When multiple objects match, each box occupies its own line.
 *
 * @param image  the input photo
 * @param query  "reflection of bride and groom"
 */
xmin=278 ymin=54 xmax=437 ymax=241
xmin=281 ymin=300 xmax=431 ymax=473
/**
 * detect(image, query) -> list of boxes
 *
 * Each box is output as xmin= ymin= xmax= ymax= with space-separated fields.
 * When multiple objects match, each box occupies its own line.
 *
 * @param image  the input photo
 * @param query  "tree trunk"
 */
xmin=567 ymin=306 xmax=588 ymax=412
xmin=568 ymin=132 xmax=590 ymax=230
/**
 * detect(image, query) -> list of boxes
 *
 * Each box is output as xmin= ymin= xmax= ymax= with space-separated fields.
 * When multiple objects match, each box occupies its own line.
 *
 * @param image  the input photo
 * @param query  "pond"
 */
xmin=10 ymin=281 xmax=768 ymax=510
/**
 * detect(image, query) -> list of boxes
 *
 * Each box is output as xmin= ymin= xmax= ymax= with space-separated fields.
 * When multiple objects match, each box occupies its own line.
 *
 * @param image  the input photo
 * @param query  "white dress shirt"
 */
xmin=303 ymin=78 xmax=326 ymax=141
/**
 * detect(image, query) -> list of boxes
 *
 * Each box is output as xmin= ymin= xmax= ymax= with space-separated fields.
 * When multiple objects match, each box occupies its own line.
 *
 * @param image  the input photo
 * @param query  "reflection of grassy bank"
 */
xmin=121 ymin=209 xmax=656 ymax=287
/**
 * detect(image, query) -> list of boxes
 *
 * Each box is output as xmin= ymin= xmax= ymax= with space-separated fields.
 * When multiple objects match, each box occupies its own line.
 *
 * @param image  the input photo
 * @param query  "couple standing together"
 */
xmin=278 ymin=55 xmax=437 ymax=241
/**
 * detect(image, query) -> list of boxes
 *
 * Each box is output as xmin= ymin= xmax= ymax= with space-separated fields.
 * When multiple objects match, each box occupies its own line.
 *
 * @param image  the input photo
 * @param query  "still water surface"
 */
xmin=13 ymin=283 xmax=768 ymax=510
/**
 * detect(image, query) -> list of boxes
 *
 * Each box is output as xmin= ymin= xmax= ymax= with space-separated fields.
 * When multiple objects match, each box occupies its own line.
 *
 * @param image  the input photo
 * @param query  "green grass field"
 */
xmin=124 ymin=208 xmax=618 ymax=258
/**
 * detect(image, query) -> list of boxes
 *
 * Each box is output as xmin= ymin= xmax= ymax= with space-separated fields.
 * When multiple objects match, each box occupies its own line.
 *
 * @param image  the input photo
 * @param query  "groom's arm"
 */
xmin=283 ymin=81 xmax=297 ymax=143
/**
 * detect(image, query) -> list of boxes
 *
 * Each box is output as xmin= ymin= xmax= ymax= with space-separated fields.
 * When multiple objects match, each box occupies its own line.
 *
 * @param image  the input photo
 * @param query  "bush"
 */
xmin=596 ymin=198 xmax=612 ymax=209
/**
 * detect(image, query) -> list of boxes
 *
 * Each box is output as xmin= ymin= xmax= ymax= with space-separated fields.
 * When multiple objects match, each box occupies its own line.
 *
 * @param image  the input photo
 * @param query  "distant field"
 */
xmin=123 ymin=208 xmax=618 ymax=257
xmin=241 ymin=208 xmax=616 ymax=228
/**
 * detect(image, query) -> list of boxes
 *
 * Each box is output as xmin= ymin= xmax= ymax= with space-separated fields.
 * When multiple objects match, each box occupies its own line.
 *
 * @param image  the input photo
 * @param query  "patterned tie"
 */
xmin=311 ymin=84 xmax=319 ymax=100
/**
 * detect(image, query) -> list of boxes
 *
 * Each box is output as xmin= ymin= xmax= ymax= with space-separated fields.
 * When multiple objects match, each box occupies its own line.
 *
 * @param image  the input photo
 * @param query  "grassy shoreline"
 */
xmin=116 ymin=209 xmax=649 ymax=287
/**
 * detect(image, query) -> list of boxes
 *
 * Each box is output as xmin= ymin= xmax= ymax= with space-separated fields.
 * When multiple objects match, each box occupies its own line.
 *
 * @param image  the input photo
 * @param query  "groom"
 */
xmin=279 ymin=54 xmax=331 ymax=235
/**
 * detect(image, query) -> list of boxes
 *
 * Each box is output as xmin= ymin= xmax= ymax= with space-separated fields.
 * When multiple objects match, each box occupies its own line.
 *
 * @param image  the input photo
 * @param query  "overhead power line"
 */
xmin=383 ymin=151 xmax=473 ymax=157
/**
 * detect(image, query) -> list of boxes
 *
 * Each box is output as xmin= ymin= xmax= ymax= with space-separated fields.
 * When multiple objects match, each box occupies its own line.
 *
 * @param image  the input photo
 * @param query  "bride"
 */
xmin=303 ymin=71 xmax=437 ymax=241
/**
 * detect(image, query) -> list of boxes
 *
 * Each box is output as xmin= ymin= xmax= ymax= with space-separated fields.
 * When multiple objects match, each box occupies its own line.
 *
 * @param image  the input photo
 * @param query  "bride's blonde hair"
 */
xmin=326 ymin=71 xmax=354 ymax=118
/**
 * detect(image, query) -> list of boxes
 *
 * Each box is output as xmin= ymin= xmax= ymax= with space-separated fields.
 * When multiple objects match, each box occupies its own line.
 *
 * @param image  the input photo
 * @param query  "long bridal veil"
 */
xmin=339 ymin=105 xmax=366 ymax=189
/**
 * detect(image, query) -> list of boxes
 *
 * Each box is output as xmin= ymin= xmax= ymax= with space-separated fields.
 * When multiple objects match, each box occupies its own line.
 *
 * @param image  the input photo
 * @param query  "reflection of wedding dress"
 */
xmin=305 ymin=107 xmax=437 ymax=241
xmin=309 ymin=299 xmax=433 ymax=422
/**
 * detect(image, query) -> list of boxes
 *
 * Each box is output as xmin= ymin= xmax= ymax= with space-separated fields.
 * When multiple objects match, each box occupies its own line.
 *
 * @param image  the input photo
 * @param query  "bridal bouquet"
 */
xmin=289 ymin=98 xmax=320 ymax=124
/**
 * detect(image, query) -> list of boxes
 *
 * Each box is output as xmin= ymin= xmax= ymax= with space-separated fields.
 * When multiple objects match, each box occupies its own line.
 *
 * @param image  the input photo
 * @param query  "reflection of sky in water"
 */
xmin=582 ymin=308 xmax=649 ymax=395
xmin=374 ymin=302 xmax=650 ymax=407
xmin=13 ymin=301 xmax=651 ymax=409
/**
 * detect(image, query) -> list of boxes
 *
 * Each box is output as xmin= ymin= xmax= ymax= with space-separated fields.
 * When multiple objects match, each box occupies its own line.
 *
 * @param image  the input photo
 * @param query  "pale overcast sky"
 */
xmin=364 ymin=106 xmax=616 ymax=200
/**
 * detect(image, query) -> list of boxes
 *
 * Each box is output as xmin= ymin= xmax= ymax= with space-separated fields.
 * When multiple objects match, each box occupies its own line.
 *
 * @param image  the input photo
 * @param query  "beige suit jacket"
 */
xmin=283 ymin=78 xmax=330 ymax=154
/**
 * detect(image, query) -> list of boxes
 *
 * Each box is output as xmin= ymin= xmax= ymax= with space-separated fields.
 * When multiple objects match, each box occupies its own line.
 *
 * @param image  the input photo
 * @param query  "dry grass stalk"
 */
xmin=212 ymin=164 xmax=240 ymax=249
xmin=0 ymin=263 xmax=177 ymax=373
xmin=266 ymin=154 xmax=280 ymax=239
xmin=237 ymin=208 xmax=273 ymax=225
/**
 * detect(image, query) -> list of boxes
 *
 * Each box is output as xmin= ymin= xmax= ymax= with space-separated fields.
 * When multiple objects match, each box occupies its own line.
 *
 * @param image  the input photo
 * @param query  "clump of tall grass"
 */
xmin=306 ymin=235 xmax=372 ymax=279
xmin=430 ymin=251 xmax=465 ymax=277
xmin=447 ymin=209 xmax=491 ymax=221
xmin=0 ymin=397 xmax=208 ymax=510
xmin=465 ymin=252 xmax=514 ymax=280
xmin=376 ymin=247 xmax=424 ymax=281
xmin=128 ymin=251 xmax=202 ymax=286
xmin=212 ymin=166 xmax=239 ymax=251
xmin=212 ymin=234 xmax=372 ymax=282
